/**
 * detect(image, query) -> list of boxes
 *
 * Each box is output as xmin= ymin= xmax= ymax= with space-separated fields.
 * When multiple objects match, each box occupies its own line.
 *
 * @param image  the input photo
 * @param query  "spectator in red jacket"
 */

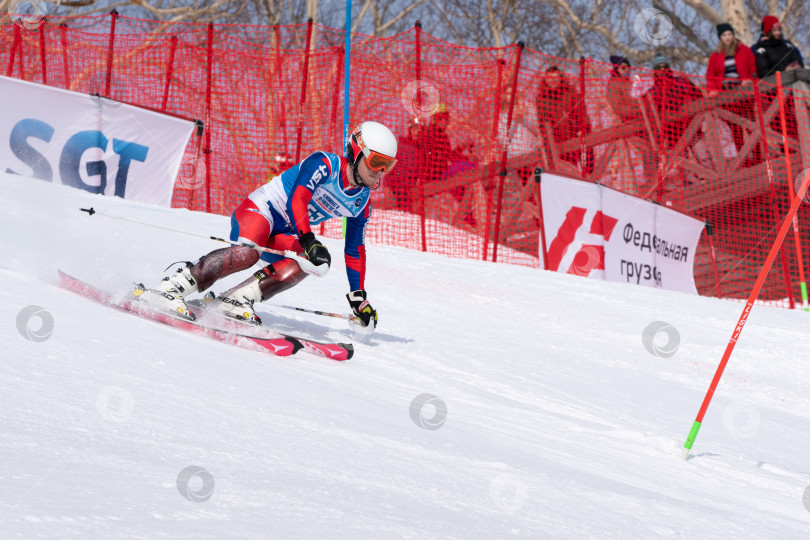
xmin=706 ymin=23 xmax=756 ymax=96
xmin=607 ymin=55 xmax=642 ymax=121
xmin=535 ymin=66 xmax=594 ymax=176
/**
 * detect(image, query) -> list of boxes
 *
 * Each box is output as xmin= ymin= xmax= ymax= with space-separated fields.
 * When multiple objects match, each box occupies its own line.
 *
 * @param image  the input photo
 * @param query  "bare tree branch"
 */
xmin=351 ymin=0 xmax=372 ymax=33
xmin=680 ymin=0 xmax=723 ymax=24
xmin=552 ymin=0 xmax=636 ymax=60
xmin=376 ymin=0 xmax=426 ymax=34
xmin=12 ymin=0 xmax=807 ymax=78
xmin=653 ymin=0 xmax=713 ymax=56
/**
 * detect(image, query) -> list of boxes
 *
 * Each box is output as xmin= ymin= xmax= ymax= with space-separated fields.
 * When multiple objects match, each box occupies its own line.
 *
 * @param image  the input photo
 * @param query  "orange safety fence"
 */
xmin=3 ymin=13 xmax=810 ymax=307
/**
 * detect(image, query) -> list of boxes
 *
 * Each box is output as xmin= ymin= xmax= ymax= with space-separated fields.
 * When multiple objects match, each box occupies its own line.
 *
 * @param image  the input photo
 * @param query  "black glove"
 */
xmin=347 ymin=289 xmax=377 ymax=328
xmin=299 ymin=232 xmax=331 ymax=267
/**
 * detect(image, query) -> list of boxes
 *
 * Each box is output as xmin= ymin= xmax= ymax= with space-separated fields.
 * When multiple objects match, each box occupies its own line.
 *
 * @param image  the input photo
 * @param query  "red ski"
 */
xmin=58 ymin=271 xmax=353 ymax=361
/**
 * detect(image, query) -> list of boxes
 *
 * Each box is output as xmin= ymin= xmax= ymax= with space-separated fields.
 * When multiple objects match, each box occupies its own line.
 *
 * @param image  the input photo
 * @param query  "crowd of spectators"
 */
xmin=384 ymin=14 xmax=807 ymax=248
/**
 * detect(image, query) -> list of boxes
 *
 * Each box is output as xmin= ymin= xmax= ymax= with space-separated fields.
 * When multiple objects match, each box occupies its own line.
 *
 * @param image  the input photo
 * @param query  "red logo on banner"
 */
xmin=547 ymin=207 xmax=618 ymax=276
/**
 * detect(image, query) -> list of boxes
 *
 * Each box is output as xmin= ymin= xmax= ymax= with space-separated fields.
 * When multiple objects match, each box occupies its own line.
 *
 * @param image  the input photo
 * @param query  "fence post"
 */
xmin=330 ymin=46 xmax=343 ymax=154
xmin=482 ymin=58 xmax=505 ymax=261
xmin=59 ymin=23 xmax=70 ymax=88
xmin=415 ymin=20 xmax=427 ymax=252
xmin=161 ymin=35 xmax=178 ymax=111
xmin=204 ymin=23 xmax=214 ymax=213
xmin=705 ymin=221 xmax=722 ymax=298
xmin=17 ymin=26 xmax=25 ymax=78
xmin=492 ymin=41 xmax=525 ymax=263
xmin=322 ymin=45 xmax=343 ymax=237
xmin=273 ymin=26 xmax=287 ymax=152
xmin=104 ymin=9 xmax=118 ymax=97
xmin=295 ymin=18 xmax=314 ymax=163
xmin=753 ymin=81 xmax=797 ymax=309
xmin=39 ymin=18 xmax=47 ymax=84
xmin=535 ymin=167 xmax=548 ymax=269
xmin=7 ymin=24 xmax=20 ymax=77
xmin=579 ymin=56 xmax=586 ymax=178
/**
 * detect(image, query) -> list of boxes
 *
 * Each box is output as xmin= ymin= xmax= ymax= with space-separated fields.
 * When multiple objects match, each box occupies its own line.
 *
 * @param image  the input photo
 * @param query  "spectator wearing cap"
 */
xmin=385 ymin=117 xmax=424 ymax=212
xmin=752 ymin=15 xmax=804 ymax=79
xmin=535 ymin=66 xmax=594 ymax=176
xmin=420 ymin=104 xmax=474 ymax=210
xmin=644 ymin=55 xmax=703 ymax=149
xmin=706 ymin=23 xmax=756 ymax=96
xmin=421 ymin=104 xmax=450 ymax=179
xmin=607 ymin=55 xmax=642 ymax=121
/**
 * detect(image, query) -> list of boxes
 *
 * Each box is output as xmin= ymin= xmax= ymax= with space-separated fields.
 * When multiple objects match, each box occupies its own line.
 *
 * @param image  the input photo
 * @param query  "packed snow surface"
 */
xmin=2 ymin=172 xmax=810 ymax=539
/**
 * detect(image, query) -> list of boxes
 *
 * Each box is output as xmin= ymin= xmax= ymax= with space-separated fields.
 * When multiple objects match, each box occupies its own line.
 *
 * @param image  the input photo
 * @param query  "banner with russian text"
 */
xmin=540 ymin=172 xmax=703 ymax=294
xmin=0 ymin=76 xmax=194 ymax=206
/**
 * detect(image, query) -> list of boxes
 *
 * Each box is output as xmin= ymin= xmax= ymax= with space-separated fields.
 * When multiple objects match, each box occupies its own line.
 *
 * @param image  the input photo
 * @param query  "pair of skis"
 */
xmin=58 ymin=271 xmax=354 ymax=361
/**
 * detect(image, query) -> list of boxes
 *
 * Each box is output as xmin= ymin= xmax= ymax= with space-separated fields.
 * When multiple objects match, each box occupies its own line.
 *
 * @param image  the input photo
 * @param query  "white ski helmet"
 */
xmin=347 ymin=121 xmax=398 ymax=176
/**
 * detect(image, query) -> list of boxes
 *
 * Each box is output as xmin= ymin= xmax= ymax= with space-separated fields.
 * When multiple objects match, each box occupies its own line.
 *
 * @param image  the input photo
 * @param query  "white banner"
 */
xmin=540 ymin=174 xmax=604 ymax=278
xmin=0 ymin=76 xmax=194 ymax=206
xmin=541 ymin=172 xmax=703 ymax=293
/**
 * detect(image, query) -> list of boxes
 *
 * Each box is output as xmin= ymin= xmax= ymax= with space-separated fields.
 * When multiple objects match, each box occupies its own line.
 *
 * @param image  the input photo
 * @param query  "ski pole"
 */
xmin=681 ymin=169 xmax=810 ymax=459
xmin=275 ymin=304 xmax=353 ymax=320
xmin=273 ymin=304 xmax=374 ymax=342
xmin=79 ymin=207 xmax=329 ymax=278
xmin=274 ymin=304 xmax=362 ymax=325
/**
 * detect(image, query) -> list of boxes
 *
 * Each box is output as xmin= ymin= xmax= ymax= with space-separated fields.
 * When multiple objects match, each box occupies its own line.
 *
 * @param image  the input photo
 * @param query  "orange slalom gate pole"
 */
xmin=776 ymin=72 xmax=809 ymax=311
xmin=753 ymin=82 xmax=796 ymax=309
xmin=681 ymin=170 xmax=810 ymax=459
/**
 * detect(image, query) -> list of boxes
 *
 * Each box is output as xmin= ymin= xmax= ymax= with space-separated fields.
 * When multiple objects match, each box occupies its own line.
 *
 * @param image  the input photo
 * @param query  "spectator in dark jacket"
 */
xmin=752 ymin=15 xmax=804 ymax=78
xmin=706 ymin=23 xmax=756 ymax=96
xmin=645 ymin=55 xmax=703 ymax=149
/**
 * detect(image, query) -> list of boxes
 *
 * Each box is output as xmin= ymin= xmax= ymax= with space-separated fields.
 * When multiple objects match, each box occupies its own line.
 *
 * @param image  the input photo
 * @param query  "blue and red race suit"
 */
xmin=230 ymin=151 xmax=371 ymax=290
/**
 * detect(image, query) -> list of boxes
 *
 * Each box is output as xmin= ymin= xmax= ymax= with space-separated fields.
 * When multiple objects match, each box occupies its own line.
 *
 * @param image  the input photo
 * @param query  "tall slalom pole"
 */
xmin=342 ymin=0 xmax=352 ymax=239
xmin=776 ymin=72 xmax=809 ymax=311
xmin=343 ymin=0 xmax=352 ymax=154
xmin=681 ymin=170 xmax=810 ymax=459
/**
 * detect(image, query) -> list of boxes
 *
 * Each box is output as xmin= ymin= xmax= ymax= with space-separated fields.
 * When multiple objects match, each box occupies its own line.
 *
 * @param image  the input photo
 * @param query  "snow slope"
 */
xmin=2 ymin=171 xmax=810 ymax=539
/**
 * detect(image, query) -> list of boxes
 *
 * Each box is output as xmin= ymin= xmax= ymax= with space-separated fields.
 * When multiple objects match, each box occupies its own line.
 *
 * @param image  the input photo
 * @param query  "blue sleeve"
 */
xmin=344 ymin=203 xmax=371 ymax=291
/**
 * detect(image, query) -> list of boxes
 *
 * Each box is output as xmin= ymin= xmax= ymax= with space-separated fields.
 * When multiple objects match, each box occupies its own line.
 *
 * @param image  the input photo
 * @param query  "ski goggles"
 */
xmin=364 ymin=150 xmax=397 ymax=173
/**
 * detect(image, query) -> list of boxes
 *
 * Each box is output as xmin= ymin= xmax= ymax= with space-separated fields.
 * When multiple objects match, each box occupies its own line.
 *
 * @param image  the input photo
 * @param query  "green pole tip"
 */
xmin=683 ymin=420 xmax=702 ymax=450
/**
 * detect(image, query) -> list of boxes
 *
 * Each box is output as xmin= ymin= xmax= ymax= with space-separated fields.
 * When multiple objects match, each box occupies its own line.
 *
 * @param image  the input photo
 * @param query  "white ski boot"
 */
xmin=134 ymin=262 xmax=198 ymax=320
xmin=215 ymin=277 xmax=263 ymax=326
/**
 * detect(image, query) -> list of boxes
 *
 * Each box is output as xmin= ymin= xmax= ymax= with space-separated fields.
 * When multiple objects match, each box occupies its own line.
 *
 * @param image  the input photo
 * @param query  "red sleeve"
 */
xmin=290 ymin=185 xmax=314 ymax=236
xmin=706 ymin=53 xmax=723 ymax=91
xmin=286 ymin=153 xmax=334 ymax=237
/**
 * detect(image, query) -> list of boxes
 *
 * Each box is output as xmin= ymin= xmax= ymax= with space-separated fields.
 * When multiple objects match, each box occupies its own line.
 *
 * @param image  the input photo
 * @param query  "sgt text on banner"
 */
xmin=0 ymin=76 xmax=194 ymax=206
xmin=540 ymin=172 xmax=704 ymax=294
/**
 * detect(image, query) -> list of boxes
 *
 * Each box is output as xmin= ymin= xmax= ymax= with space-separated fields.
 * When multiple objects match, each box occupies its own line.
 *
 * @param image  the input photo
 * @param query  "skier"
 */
xmin=135 ymin=121 xmax=398 ymax=329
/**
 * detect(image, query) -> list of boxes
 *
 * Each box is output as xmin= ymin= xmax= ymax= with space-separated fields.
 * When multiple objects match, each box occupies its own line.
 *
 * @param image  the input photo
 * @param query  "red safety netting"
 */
xmin=3 ymin=14 xmax=810 ymax=307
